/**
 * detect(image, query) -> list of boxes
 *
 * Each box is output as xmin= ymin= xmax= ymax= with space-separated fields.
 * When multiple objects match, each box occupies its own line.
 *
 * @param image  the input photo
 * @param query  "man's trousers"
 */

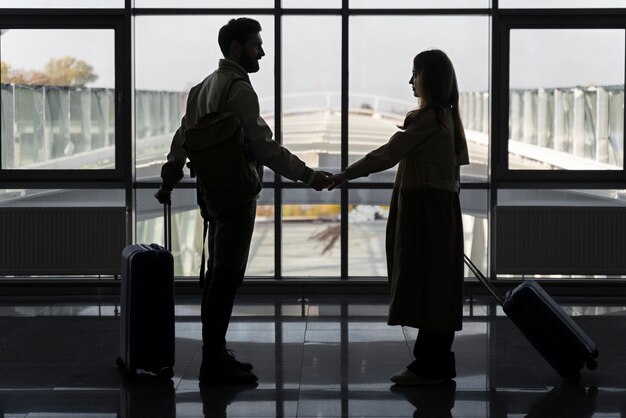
xmin=201 ymin=200 xmax=257 ymax=354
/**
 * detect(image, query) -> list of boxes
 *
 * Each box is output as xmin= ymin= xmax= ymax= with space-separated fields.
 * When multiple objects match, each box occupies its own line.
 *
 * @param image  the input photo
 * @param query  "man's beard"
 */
xmin=240 ymin=51 xmax=260 ymax=73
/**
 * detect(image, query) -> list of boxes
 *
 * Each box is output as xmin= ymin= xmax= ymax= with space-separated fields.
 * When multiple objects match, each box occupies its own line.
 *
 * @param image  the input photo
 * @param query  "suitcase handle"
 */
xmin=464 ymin=254 xmax=504 ymax=305
xmin=163 ymin=202 xmax=172 ymax=251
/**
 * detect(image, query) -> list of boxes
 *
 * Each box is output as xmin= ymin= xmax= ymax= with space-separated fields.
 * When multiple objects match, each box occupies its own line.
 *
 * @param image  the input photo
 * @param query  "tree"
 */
xmin=0 ymin=56 xmax=97 ymax=87
xmin=43 ymin=56 xmax=97 ymax=87
xmin=0 ymin=61 xmax=9 ymax=84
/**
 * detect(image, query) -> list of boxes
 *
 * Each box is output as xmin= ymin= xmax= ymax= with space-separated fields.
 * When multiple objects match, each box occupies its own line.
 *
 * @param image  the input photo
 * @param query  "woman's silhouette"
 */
xmin=330 ymin=49 xmax=469 ymax=385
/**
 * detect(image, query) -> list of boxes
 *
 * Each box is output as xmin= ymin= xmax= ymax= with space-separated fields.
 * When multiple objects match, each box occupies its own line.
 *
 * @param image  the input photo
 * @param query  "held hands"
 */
xmin=309 ymin=171 xmax=334 ymax=191
xmin=308 ymin=170 xmax=347 ymax=191
xmin=328 ymin=172 xmax=347 ymax=191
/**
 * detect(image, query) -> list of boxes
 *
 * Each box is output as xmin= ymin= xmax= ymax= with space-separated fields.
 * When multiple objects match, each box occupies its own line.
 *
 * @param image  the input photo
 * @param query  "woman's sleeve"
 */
xmin=344 ymin=111 xmax=439 ymax=180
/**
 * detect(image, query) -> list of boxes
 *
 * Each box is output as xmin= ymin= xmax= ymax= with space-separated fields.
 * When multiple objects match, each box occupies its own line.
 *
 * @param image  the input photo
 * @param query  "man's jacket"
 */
xmin=160 ymin=59 xmax=315 ymax=192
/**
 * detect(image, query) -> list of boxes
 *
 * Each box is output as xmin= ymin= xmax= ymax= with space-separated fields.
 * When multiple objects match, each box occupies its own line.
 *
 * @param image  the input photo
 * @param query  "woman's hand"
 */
xmin=328 ymin=172 xmax=347 ymax=190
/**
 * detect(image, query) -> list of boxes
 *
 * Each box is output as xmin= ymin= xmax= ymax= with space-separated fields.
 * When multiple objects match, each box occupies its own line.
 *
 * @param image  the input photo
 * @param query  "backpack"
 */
xmin=182 ymin=77 xmax=262 ymax=214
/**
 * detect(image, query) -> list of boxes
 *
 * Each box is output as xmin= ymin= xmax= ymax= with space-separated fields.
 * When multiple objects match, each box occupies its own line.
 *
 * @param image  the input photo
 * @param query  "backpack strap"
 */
xmin=199 ymin=219 xmax=209 ymax=289
xmin=216 ymin=76 xmax=245 ymax=113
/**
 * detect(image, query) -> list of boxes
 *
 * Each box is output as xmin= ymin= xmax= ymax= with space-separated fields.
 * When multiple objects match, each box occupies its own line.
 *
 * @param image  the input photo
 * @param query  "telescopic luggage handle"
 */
xmin=464 ymin=254 xmax=504 ymax=305
xmin=163 ymin=202 xmax=172 ymax=251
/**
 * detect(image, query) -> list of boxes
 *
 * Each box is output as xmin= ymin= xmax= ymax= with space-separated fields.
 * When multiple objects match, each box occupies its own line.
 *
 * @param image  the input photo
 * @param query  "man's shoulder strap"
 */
xmin=217 ymin=76 xmax=248 ymax=113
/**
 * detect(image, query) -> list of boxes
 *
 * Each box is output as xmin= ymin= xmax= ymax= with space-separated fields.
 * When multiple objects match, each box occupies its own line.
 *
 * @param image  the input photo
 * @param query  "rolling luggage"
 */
xmin=117 ymin=203 xmax=175 ymax=379
xmin=464 ymin=254 xmax=598 ymax=384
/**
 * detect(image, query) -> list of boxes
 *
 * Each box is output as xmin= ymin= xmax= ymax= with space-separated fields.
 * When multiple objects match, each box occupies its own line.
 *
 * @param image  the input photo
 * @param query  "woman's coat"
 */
xmin=344 ymin=108 xmax=469 ymax=332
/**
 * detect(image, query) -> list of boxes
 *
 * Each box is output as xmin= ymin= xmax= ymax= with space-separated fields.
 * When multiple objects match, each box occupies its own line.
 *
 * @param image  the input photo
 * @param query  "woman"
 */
xmin=329 ymin=49 xmax=469 ymax=385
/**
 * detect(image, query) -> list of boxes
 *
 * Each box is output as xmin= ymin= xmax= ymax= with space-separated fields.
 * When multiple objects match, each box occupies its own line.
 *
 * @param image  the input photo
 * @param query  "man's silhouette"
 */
xmin=156 ymin=18 xmax=331 ymax=385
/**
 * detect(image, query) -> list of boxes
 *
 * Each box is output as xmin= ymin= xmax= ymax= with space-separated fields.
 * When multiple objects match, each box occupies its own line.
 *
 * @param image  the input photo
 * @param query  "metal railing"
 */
xmin=0 ymin=83 xmax=187 ymax=170
xmin=2 ymin=83 xmax=624 ymax=172
xmin=460 ymin=86 xmax=625 ymax=169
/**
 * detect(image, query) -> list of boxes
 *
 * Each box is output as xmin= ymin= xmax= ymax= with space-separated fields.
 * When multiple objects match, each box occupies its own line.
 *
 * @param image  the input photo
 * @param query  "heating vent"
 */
xmin=497 ymin=206 xmax=626 ymax=275
xmin=0 ymin=207 xmax=126 ymax=275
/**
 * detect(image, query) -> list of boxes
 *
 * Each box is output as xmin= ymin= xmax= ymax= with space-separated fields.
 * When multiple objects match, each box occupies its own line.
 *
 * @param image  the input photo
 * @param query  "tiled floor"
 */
xmin=0 ymin=293 xmax=624 ymax=417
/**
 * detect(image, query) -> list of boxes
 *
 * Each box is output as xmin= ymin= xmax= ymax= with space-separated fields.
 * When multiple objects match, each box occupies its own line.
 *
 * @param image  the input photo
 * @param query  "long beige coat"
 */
xmin=345 ymin=108 xmax=468 ymax=332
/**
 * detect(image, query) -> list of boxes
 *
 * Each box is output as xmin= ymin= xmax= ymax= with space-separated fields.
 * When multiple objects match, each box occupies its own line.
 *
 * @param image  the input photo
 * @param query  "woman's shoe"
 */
xmin=390 ymin=368 xmax=450 ymax=386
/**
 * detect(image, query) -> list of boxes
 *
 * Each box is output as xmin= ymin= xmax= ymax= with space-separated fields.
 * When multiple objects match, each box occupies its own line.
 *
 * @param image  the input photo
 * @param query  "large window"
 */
xmin=491 ymin=16 xmax=626 ymax=279
xmin=1 ymin=28 xmax=117 ymax=172
xmin=134 ymin=15 xmax=275 ymax=183
xmin=508 ymin=29 xmax=624 ymax=171
xmin=349 ymin=15 xmax=490 ymax=183
xmin=282 ymin=16 xmax=341 ymax=173
xmin=2 ymin=3 xmax=626 ymax=282
xmin=0 ymin=14 xmax=125 ymax=184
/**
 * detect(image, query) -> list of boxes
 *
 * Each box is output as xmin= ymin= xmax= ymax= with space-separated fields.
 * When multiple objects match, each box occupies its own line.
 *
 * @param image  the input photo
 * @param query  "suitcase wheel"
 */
xmin=586 ymin=359 xmax=598 ymax=370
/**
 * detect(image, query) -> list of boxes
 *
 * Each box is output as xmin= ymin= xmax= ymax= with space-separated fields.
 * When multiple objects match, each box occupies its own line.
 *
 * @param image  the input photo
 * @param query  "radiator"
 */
xmin=496 ymin=206 xmax=626 ymax=275
xmin=0 ymin=207 xmax=126 ymax=275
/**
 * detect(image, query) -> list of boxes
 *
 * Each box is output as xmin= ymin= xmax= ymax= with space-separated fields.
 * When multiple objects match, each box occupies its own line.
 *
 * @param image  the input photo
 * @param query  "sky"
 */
xmin=1 ymin=15 xmax=624 ymax=102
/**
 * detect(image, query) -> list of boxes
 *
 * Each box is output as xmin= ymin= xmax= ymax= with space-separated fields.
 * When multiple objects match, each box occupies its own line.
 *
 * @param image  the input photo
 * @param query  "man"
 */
xmin=155 ymin=18 xmax=331 ymax=385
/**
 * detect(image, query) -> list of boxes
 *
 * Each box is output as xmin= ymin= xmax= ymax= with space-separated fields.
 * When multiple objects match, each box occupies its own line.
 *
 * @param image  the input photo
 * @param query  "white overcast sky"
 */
xmin=1 ymin=16 xmax=624 ymax=100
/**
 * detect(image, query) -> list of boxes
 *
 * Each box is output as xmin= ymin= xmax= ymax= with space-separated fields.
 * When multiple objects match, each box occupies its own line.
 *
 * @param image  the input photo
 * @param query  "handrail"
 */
xmin=1 ymin=83 xmax=623 ymax=171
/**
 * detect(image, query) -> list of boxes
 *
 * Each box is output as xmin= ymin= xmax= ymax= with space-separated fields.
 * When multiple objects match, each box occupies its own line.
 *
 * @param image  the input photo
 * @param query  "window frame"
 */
xmin=0 ymin=12 xmax=128 ymax=183
xmin=495 ymin=12 xmax=626 ymax=185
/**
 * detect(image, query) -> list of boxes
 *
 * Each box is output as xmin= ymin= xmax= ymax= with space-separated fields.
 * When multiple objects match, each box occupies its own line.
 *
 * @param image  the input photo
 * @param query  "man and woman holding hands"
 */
xmin=155 ymin=17 xmax=469 ymax=387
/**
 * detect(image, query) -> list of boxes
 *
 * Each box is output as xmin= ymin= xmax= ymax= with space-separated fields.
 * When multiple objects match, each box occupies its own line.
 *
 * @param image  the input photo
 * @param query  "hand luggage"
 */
xmin=117 ymin=202 xmax=175 ymax=379
xmin=464 ymin=255 xmax=598 ymax=384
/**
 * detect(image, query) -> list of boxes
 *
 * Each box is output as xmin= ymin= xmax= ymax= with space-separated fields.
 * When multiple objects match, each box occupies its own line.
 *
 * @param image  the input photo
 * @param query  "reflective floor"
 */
xmin=0 ymin=293 xmax=625 ymax=417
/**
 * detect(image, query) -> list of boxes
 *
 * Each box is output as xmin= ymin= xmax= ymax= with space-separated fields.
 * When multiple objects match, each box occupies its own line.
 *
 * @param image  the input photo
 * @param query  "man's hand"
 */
xmin=328 ymin=172 xmax=347 ymax=191
xmin=154 ymin=187 xmax=172 ymax=205
xmin=309 ymin=170 xmax=333 ymax=191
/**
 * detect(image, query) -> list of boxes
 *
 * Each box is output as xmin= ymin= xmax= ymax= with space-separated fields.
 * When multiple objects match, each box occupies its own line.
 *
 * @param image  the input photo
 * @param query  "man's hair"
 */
xmin=218 ymin=18 xmax=262 ymax=56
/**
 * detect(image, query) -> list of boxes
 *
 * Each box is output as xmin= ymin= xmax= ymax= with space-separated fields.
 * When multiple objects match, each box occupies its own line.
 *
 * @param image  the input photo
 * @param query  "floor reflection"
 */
xmin=0 ymin=294 xmax=624 ymax=417
xmin=198 ymin=384 xmax=258 ymax=418
xmin=525 ymin=382 xmax=598 ymax=418
xmin=390 ymin=380 xmax=457 ymax=418
xmin=120 ymin=376 xmax=177 ymax=418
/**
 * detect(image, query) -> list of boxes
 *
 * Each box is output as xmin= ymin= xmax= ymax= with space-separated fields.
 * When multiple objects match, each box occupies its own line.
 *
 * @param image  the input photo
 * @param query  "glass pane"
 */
xmin=282 ymin=189 xmax=340 ymax=277
xmin=509 ymin=29 xmax=625 ymax=170
xmin=247 ymin=195 xmax=275 ymax=277
xmin=498 ymin=189 xmax=626 ymax=207
xmin=136 ymin=188 xmax=275 ymax=277
xmin=1 ymin=29 xmax=115 ymax=170
xmin=283 ymin=0 xmax=340 ymax=7
xmin=0 ymin=0 xmax=122 ymax=7
xmin=349 ymin=16 xmax=489 ymax=183
xmin=0 ymin=188 xmax=124 ymax=207
xmin=282 ymin=16 xmax=341 ymax=173
xmin=348 ymin=189 xmax=391 ymax=277
xmin=348 ymin=188 xmax=488 ymax=277
xmin=135 ymin=16 xmax=274 ymax=182
xmin=496 ymin=189 xmax=626 ymax=279
xmin=135 ymin=0 xmax=272 ymax=7
xmin=350 ymin=0 xmax=489 ymax=8
xmin=500 ymin=0 xmax=626 ymax=8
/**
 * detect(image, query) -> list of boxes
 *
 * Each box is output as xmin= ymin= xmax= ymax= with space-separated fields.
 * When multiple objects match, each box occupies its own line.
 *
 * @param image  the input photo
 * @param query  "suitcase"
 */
xmin=464 ymin=254 xmax=598 ymax=384
xmin=117 ymin=203 xmax=175 ymax=379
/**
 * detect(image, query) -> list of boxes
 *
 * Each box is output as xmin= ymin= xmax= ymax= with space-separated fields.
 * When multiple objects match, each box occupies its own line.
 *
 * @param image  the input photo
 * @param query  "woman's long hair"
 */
xmin=401 ymin=50 xmax=466 ymax=155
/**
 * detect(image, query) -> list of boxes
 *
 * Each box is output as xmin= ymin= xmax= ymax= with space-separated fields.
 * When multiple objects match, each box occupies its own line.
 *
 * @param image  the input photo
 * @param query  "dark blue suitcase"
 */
xmin=117 ymin=203 xmax=175 ymax=379
xmin=464 ymin=255 xmax=598 ymax=384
